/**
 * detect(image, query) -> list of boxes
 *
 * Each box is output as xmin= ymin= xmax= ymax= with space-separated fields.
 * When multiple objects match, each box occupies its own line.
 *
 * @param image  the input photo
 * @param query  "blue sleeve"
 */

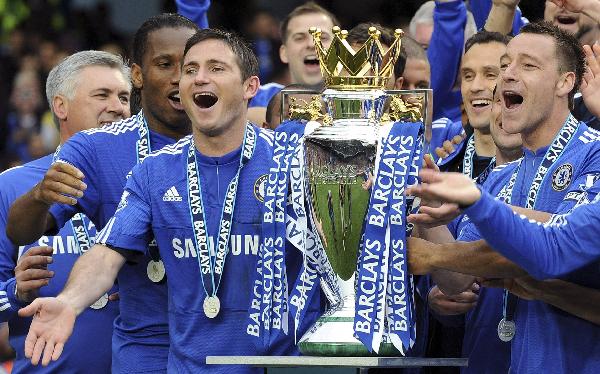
xmin=456 ymin=220 xmax=482 ymax=243
xmin=430 ymin=118 xmax=464 ymax=154
xmin=469 ymin=1 xmax=527 ymax=34
xmin=0 ymin=177 xmax=28 ymax=320
xmin=469 ymin=0 xmax=492 ymax=30
xmin=427 ymin=0 xmax=465 ymax=123
xmin=512 ymin=8 xmax=528 ymax=34
xmin=49 ymin=133 xmax=101 ymax=230
xmin=464 ymin=191 xmax=600 ymax=279
xmin=176 ymin=0 xmax=210 ymax=29
xmin=95 ymin=163 xmax=152 ymax=254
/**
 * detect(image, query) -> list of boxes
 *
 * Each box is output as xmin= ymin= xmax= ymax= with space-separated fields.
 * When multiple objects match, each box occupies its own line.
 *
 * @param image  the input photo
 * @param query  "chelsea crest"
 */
xmin=552 ymin=163 xmax=573 ymax=192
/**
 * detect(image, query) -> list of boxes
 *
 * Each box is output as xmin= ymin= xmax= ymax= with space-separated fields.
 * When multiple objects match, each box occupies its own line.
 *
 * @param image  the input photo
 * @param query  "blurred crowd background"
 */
xmin=0 ymin=0 xmax=544 ymax=172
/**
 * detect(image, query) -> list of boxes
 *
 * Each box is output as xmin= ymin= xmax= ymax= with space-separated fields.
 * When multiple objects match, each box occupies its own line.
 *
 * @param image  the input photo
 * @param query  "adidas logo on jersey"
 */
xmin=163 ymin=186 xmax=183 ymax=202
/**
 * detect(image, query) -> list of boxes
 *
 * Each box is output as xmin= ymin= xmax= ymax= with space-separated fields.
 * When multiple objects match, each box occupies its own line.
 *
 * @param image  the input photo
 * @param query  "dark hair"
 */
xmin=464 ymin=30 xmax=511 ymax=54
xmin=519 ymin=21 xmax=585 ymax=107
xmin=132 ymin=13 xmax=198 ymax=66
xmin=183 ymin=28 xmax=259 ymax=81
xmin=347 ymin=23 xmax=395 ymax=48
xmin=280 ymin=1 xmax=340 ymax=42
xmin=346 ymin=23 xmax=405 ymax=79
xmin=397 ymin=35 xmax=428 ymax=77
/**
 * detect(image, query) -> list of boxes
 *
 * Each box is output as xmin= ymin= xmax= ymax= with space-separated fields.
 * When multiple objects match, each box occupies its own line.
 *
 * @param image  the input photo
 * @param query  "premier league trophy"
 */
xmin=247 ymin=25 xmax=431 ymax=357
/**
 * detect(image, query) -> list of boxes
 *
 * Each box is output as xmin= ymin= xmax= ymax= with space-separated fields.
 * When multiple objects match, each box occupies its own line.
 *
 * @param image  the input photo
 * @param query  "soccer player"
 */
xmin=17 ymin=28 xmax=319 ymax=373
xmin=6 ymin=14 xmax=199 ymax=373
xmin=425 ymin=86 xmax=522 ymax=374
xmin=409 ymin=22 xmax=600 ymax=373
xmin=247 ymin=2 xmax=338 ymax=125
xmin=0 ymin=50 xmax=130 ymax=373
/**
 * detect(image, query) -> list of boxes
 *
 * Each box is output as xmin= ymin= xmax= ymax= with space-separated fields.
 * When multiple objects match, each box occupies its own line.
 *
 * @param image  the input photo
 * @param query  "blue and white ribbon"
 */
xmin=354 ymin=121 xmax=421 ymax=353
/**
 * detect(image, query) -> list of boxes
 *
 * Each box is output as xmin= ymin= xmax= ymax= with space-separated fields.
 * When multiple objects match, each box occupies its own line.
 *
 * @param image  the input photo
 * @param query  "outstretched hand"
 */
xmin=407 ymin=169 xmax=481 ymax=207
xmin=582 ymin=44 xmax=600 ymax=118
xmin=18 ymin=297 xmax=76 ymax=366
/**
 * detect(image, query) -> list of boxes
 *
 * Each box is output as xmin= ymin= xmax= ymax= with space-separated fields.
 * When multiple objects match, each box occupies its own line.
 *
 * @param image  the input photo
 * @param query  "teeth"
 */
xmin=194 ymin=92 xmax=216 ymax=99
xmin=173 ymin=93 xmax=180 ymax=100
xmin=472 ymin=99 xmax=491 ymax=106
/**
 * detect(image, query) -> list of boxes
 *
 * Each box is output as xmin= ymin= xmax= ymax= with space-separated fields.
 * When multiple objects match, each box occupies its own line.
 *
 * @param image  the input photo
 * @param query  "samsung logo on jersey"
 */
xmin=18 ymin=235 xmax=89 ymax=259
xmin=172 ymin=235 xmax=260 ymax=258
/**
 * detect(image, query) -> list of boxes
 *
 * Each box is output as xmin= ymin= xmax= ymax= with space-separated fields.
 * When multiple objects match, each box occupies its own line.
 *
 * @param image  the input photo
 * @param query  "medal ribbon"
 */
xmin=137 ymin=112 xmax=162 ymax=262
xmin=498 ymin=115 xmax=579 ymax=334
xmin=463 ymin=134 xmax=476 ymax=179
xmin=187 ymin=123 xmax=256 ymax=305
xmin=51 ymin=147 xmax=96 ymax=255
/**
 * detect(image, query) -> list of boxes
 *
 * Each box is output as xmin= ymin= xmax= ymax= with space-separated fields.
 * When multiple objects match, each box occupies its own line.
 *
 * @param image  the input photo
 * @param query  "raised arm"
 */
xmin=428 ymin=0 xmax=466 ymax=122
xmin=176 ymin=0 xmax=210 ymax=29
xmin=483 ymin=0 xmax=522 ymax=35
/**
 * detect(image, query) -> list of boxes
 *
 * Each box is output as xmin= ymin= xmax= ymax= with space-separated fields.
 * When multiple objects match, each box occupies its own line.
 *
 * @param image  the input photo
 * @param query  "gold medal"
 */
xmin=90 ymin=293 xmax=109 ymax=310
xmin=147 ymin=260 xmax=166 ymax=283
xmin=203 ymin=295 xmax=220 ymax=318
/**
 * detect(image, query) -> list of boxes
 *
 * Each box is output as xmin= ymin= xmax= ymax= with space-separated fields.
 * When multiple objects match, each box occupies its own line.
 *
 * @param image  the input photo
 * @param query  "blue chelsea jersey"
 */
xmin=97 ymin=126 xmax=320 ymax=373
xmin=463 ymin=120 xmax=600 ymax=373
xmin=455 ymin=161 xmax=518 ymax=374
xmin=0 ymin=155 xmax=118 ymax=373
xmin=49 ymin=112 xmax=174 ymax=373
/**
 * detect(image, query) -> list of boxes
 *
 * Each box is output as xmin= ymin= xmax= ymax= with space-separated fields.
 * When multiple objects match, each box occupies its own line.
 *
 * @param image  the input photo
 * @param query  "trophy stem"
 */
xmin=298 ymin=275 xmax=401 ymax=356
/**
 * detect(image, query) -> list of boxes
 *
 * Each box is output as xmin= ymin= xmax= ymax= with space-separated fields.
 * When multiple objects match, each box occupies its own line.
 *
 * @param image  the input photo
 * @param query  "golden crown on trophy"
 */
xmin=309 ymin=25 xmax=403 ymax=90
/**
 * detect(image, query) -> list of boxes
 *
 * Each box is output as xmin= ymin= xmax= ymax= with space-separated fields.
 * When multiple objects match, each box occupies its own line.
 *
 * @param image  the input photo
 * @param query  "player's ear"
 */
xmin=394 ymin=77 xmax=404 ymax=90
xmin=280 ymin=44 xmax=289 ymax=64
xmin=243 ymin=76 xmax=260 ymax=100
xmin=52 ymin=95 xmax=69 ymax=121
xmin=132 ymin=63 xmax=143 ymax=90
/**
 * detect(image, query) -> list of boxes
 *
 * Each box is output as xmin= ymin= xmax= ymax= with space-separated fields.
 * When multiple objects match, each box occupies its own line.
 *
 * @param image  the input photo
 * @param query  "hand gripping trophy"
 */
xmin=247 ymin=26 xmax=432 ymax=357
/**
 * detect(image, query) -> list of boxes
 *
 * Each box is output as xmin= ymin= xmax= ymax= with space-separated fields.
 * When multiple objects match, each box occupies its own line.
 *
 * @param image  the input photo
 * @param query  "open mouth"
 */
xmin=167 ymin=91 xmax=185 ymax=110
xmin=193 ymin=92 xmax=218 ymax=109
xmin=304 ymin=55 xmax=319 ymax=67
xmin=503 ymin=91 xmax=523 ymax=110
xmin=471 ymin=99 xmax=492 ymax=109
xmin=556 ymin=14 xmax=577 ymax=25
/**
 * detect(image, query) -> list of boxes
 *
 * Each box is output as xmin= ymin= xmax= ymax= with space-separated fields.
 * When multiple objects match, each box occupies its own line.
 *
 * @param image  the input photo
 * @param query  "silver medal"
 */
xmin=90 ymin=293 xmax=109 ymax=310
xmin=147 ymin=260 xmax=166 ymax=283
xmin=497 ymin=318 xmax=516 ymax=342
xmin=203 ymin=295 xmax=220 ymax=318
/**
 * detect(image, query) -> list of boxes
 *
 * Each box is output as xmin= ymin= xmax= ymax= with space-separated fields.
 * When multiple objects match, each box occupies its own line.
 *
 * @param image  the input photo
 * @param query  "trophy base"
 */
xmin=298 ymin=304 xmax=402 ymax=357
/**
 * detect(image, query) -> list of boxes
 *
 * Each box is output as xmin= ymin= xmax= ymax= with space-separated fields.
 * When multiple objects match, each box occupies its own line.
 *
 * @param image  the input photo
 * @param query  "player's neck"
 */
xmin=522 ymin=106 xmax=570 ymax=152
xmin=473 ymin=129 xmax=495 ymax=158
xmin=495 ymin=147 xmax=522 ymax=166
xmin=143 ymin=110 xmax=191 ymax=140
xmin=192 ymin=119 xmax=247 ymax=157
